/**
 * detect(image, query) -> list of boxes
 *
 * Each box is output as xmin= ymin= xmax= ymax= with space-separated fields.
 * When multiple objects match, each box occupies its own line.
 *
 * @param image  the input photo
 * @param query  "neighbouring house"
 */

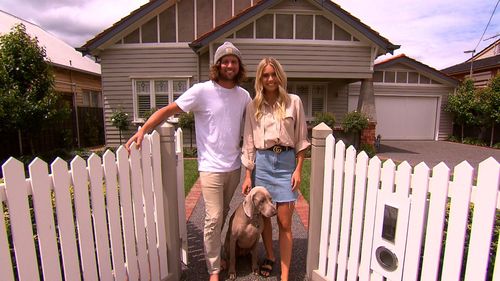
xmin=79 ymin=0 xmax=456 ymax=146
xmin=442 ymin=38 xmax=500 ymax=88
xmin=348 ymin=54 xmax=458 ymax=140
xmin=0 ymin=10 xmax=104 ymax=157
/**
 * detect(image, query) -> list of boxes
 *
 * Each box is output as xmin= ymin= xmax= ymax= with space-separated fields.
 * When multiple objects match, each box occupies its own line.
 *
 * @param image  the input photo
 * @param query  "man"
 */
xmin=125 ymin=42 xmax=251 ymax=281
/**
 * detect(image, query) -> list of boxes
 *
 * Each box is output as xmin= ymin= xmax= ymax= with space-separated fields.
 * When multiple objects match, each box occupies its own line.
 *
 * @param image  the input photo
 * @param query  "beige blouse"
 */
xmin=241 ymin=94 xmax=311 ymax=170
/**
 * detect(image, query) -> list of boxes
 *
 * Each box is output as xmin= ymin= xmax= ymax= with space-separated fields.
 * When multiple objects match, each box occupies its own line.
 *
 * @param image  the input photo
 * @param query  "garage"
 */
xmin=375 ymin=96 xmax=439 ymax=140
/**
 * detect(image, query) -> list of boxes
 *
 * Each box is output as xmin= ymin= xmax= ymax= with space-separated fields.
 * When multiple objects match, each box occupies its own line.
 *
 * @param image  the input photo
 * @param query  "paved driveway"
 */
xmin=376 ymin=140 xmax=500 ymax=174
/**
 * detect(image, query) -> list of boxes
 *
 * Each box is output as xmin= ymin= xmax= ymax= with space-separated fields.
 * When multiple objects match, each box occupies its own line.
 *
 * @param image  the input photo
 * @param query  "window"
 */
xmin=82 ymin=90 xmax=101 ymax=107
xmin=296 ymin=15 xmax=313 ymax=40
xmin=133 ymin=78 xmax=189 ymax=122
xmin=289 ymin=83 xmax=327 ymax=119
xmin=396 ymin=72 xmax=407 ymax=83
xmin=276 ymin=14 xmax=293 ymax=39
xmin=384 ymin=71 xmax=396 ymax=83
xmin=373 ymin=71 xmax=383 ymax=82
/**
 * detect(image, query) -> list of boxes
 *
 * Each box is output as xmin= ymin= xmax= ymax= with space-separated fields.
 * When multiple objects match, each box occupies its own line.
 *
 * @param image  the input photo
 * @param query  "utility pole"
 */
xmin=464 ymin=49 xmax=475 ymax=78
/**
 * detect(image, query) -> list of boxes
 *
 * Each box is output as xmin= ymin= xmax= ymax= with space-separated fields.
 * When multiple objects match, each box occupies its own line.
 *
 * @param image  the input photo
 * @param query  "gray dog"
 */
xmin=223 ymin=186 xmax=277 ymax=280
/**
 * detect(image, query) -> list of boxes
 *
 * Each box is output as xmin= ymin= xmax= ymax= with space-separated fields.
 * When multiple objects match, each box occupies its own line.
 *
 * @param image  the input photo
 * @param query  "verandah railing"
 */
xmin=0 ymin=122 xmax=183 ymax=281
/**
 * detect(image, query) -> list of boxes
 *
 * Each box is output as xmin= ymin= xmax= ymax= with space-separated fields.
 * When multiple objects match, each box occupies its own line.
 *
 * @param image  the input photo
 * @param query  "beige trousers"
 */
xmin=199 ymin=168 xmax=241 ymax=274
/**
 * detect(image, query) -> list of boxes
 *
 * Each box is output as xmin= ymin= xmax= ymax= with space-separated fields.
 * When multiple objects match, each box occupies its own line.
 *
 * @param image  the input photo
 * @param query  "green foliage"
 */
xmin=445 ymin=79 xmax=477 ymax=127
xmin=0 ymin=23 xmax=69 ymax=154
xmin=342 ymin=111 xmax=369 ymax=133
xmin=178 ymin=112 xmax=195 ymax=129
xmin=462 ymin=137 xmax=487 ymax=146
xmin=142 ymin=107 xmax=157 ymax=121
xmin=111 ymin=109 xmax=130 ymax=131
xmin=493 ymin=142 xmax=500 ymax=149
xmin=359 ymin=143 xmax=377 ymax=158
xmin=311 ymin=112 xmax=336 ymax=128
xmin=299 ymin=159 xmax=311 ymax=202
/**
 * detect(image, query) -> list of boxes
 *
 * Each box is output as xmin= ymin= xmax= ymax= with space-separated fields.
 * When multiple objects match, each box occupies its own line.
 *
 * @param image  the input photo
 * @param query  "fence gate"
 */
xmin=308 ymin=131 xmax=499 ymax=281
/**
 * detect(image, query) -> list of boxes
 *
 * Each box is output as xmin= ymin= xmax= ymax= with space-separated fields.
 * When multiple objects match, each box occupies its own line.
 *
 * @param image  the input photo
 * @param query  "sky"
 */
xmin=0 ymin=0 xmax=498 ymax=70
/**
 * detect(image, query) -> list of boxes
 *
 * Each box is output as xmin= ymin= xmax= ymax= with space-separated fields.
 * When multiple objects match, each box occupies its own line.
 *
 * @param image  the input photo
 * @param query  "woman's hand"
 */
xmin=291 ymin=169 xmax=301 ymax=191
xmin=241 ymin=177 xmax=252 ymax=195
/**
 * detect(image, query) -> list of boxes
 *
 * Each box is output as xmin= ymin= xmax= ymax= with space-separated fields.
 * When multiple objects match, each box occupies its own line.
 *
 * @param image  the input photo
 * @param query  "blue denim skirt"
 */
xmin=254 ymin=149 xmax=298 ymax=203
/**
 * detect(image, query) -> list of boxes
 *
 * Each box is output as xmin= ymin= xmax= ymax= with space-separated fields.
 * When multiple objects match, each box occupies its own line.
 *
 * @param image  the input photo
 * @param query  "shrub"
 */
xmin=462 ymin=137 xmax=486 ymax=146
xmin=311 ymin=112 xmax=335 ymax=128
xmin=342 ymin=111 xmax=369 ymax=133
xmin=111 ymin=108 xmax=131 ymax=145
xmin=493 ymin=142 xmax=500 ymax=149
xmin=359 ymin=143 xmax=376 ymax=158
xmin=142 ymin=107 xmax=157 ymax=121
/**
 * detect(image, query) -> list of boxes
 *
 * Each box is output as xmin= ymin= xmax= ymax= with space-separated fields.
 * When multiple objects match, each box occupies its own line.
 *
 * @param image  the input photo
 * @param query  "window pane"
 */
xmin=91 ymin=92 xmax=100 ymax=107
xmin=155 ymin=80 xmax=168 ymax=93
xmin=236 ymin=22 xmax=254 ymax=38
xmin=311 ymin=85 xmax=325 ymax=116
xmin=142 ymin=17 xmax=158 ymax=43
xmin=384 ymin=71 xmax=395 ymax=83
xmin=396 ymin=72 xmax=407 ymax=83
xmin=373 ymin=71 xmax=383 ymax=82
xmin=276 ymin=14 xmax=293 ymax=39
xmin=296 ymin=84 xmax=310 ymax=116
xmin=334 ymin=24 xmax=351 ymax=41
xmin=256 ymin=14 xmax=273 ymax=38
xmin=136 ymin=81 xmax=150 ymax=93
xmin=138 ymin=95 xmax=151 ymax=117
xmin=155 ymin=94 xmax=168 ymax=108
xmin=124 ymin=28 xmax=140 ymax=43
xmin=296 ymin=15 xmax=313 ymax=39
xmin=420 ymin=75 xmax=430 ymax=84
xmin=408 ymin=72 xmax=419 ymax=83
xmin=160 ymin=5 xmax=176 ymax=42
xmin=173 ymin=80 xmax=187 ymax=101
xmin=315 ymin=15 xmax=332 ymax=40
xmin=82 ymin=92 xmax=90 ymax=106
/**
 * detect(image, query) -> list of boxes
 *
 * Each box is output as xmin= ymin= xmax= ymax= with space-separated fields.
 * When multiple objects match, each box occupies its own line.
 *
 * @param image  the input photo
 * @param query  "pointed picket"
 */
xmin=346 ymin=151 xmax=369 ymax=281
xmin=395 ymin=161 xmax=411 ymax=199
xmin=51 ymin=158 xmax=81 ymax=281
xmin=151 ymin=131 xmax=169 ymax=277
xmin=420 ymin=162 xmax=451 ymax=281
xmin=87 ymin=154 xmax=113 ymax=281
xmin=70 ymin=156 xmax=98 ymax=281
xmin=3 ymin=158 xmax=40 ymax=281
xmin=116 ymin=146 xmax=139 ymax=281
xmin=29 ymin=158 xmax=62 ymax=281
xmin=102 ymin=150 xmax=126 ymax=281
xmin=441 ymin=161 xmax=474 ymax=281
xmin=326 ymin=140 xmax=345 ymax=280
xmin=380 ymin=159 xmax=396 ymax=194
xmin=318 ymin=134 xmax=335 ymax=275
xmin=402 ymin=162 xmax=430 ymax=281
xmin=141 ymin=136 xmax=160 ymax=281
xmin=464 ymin=158 xmax=499 ymax=280
xmin=129 ymin=144 xmax=150 ymax=281
xmin=358 ymin=156 xmax=381 ymax=280
xmin=0 ymin=187 xmax=15 ymax=281
xmin=337 ymin=145 xmax=357 ymax=281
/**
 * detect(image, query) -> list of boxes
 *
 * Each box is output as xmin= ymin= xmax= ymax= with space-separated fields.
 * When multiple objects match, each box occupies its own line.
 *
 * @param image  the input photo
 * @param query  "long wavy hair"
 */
xmin=253 ymin=57 xmax=290 ymax=121
xmin=209 ymin=57 xmax=247 ymax=85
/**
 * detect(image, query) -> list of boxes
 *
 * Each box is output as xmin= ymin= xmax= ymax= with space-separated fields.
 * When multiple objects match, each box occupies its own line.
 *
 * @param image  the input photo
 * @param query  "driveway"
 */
xmin=376 ymin=140 xmax=500 ymax=174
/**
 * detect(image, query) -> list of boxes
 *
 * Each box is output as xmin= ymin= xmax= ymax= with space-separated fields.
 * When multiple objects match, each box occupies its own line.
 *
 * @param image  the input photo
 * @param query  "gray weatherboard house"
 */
xmin=78 ymin=0 xmax=457 ymax=146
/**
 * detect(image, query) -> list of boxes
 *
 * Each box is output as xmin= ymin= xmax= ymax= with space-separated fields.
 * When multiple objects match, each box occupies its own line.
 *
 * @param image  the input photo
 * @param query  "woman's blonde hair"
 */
xmin=253 ymin=57 xmax=290 ymax=120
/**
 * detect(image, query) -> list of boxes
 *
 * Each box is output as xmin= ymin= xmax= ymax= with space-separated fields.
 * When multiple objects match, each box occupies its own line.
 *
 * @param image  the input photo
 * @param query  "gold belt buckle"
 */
xmin=272 ymin=146 xmax=282 ymax=154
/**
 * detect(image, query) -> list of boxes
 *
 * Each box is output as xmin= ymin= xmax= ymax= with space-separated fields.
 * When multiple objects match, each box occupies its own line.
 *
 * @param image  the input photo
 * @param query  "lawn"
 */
xmin=182 ymin=158 xmax=311 ymax=202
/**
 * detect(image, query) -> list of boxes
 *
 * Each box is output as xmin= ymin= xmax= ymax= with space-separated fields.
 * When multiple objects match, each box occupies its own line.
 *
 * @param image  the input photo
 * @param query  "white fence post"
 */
xmin=156 ymin=121 xmax=181 ymax=281
xmin=306 ymin=122 xmax=332 ymax=280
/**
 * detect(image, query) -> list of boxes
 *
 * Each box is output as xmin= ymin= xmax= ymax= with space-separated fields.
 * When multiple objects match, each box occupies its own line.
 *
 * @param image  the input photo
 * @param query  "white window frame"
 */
xmin=132 ymin=77 xmax=190 ymax=123
xmin=288 ymin=82 xmax=328 ymax=121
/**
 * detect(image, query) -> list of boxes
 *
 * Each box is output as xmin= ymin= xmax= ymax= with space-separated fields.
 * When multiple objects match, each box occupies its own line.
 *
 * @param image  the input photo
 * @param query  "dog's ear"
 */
xmin=243 ymin=189 xmax=254 ymax=218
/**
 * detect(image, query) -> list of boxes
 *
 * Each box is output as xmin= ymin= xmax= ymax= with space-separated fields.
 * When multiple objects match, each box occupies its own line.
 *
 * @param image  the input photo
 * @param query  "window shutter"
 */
xmin=311 ymin=85 xmax=325 ymax=116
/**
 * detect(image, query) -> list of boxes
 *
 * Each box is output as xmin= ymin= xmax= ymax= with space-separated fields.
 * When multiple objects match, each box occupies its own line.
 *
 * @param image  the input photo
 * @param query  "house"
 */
xmin=0 ymin=10 xmax=104 ymax=154
xmin=442 ymin=39 xmax=500 ymax=88
xmin=348 ymin=54 xmax=458 ymax=140
xmin=79 ymin=0 xmax=454 ymax=146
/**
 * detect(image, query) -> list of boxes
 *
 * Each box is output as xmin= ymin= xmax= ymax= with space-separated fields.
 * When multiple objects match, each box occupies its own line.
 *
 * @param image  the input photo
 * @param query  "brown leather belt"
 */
xmin=266 ymin=145 xmax=293 ymax=154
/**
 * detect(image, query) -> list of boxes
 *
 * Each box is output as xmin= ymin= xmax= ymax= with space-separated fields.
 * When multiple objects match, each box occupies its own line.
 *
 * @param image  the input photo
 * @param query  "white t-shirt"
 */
xmin=175 ymin=80 xmax=251 ymax=172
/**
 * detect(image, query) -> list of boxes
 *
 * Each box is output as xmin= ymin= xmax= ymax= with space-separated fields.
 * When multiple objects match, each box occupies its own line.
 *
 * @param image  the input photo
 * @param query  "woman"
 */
xmin=241 ymin=57 xmax=310 ymax=280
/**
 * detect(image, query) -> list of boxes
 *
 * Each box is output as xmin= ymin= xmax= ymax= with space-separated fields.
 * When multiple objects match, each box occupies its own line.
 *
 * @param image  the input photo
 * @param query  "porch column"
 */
xmin=306 ymin=123 xmax=332 ymax=279
xmin=157 ymin=121 xmax=181 ymax=281
xmin=358 ymin=78 xmax=377 ymax=146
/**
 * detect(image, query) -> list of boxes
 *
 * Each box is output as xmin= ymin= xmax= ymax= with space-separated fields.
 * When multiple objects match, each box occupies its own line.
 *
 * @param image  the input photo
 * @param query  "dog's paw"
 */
xmin=228 ymin=272 xmax=237 ymax=280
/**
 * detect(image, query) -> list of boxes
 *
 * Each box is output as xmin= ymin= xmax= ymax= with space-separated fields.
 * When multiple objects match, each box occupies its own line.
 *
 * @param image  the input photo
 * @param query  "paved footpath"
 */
xmin=181 ymin=179 xmax=310 ymax=281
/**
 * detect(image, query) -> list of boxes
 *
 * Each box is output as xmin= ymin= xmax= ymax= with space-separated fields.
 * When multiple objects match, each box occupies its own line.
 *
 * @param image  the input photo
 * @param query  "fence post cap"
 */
xmin=312 ymin=122 xmax=332 ymax=138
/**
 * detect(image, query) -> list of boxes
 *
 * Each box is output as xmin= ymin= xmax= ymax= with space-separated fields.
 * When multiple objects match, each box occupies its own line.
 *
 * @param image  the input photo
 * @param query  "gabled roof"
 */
xmin=441 ymin=54 xmax=500 ymax=75
xmin=466 ymin=38 xmax=499 ymax=62
xmin=79 ymin=0 xmax=399 ymax=57
xmin=189 ymin=0 xmax=399 ymax=55
xmin=0 ymin=10 xmax=100 ymax=75
xmin=375 ymin=54 xmax=459 ymax=86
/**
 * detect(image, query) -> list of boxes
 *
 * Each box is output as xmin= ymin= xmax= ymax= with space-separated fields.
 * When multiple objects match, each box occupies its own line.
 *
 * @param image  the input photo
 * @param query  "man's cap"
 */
xmin=214 ymin=41 xmax=242 ymax=64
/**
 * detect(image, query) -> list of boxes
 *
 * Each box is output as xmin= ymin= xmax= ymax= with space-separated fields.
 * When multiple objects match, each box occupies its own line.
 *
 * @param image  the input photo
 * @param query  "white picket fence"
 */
xmin=0 ymin=123 xmax=184 ymax=281
xmin=310 ymin=134 xmax=499 ymax=281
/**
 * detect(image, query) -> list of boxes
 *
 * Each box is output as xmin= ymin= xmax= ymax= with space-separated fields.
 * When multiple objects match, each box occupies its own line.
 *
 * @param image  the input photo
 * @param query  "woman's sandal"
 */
xmin=259 ymin=258 xmax=275 ymax=277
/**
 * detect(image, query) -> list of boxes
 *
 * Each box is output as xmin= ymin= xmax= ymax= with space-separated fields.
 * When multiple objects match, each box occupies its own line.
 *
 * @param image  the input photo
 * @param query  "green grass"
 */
xmin=300 ymin=159 xmax=311 ymax=202
xmin=184 ymin=159 xmax=198 ymax=196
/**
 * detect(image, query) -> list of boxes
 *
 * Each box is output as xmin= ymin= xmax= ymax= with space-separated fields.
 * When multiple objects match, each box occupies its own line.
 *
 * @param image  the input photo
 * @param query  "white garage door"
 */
xmin=375 ymin=96 xmax=438 ymax=140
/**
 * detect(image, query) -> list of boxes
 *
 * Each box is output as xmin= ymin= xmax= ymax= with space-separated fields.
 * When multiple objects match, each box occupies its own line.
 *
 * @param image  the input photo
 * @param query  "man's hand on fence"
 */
xmin=125 ymin=131 xmax=145 ymax=151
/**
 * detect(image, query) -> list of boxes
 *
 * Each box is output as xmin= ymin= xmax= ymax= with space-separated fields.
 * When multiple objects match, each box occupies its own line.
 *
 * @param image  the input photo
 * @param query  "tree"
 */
xmin=0 ymin=23 xmax=68 ymax=155
xmin=111 ymin=108 xmax=131 ymax=145
xmin=342 ymin=111 xmax=369 ymax=149
xmin=479 ymin=74 xmax=500 ymax=146
xmin=445 ymin=79 xmax=477 ymax=142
